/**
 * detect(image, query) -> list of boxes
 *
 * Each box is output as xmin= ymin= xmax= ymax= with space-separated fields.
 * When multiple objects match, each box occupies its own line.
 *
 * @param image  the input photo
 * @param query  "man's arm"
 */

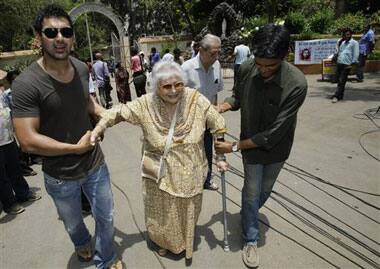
xmin=88 ymin=94 xmax=106 ymax=122
xmin=13 ymin=117 xmax=93 ymax=156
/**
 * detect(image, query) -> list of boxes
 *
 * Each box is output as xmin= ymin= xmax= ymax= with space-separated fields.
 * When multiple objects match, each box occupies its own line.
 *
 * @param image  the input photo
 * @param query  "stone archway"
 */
xmin=69 ymin=2 xmax=130 ymax=68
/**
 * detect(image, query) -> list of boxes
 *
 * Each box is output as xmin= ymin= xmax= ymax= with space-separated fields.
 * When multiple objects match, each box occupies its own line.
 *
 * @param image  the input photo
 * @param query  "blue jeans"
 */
xmin=241 ymin=161 xmax=284 ymax=243
xmin=356 ymin=54 xmax=367 ymax=80
xmin=44 ymin=163 xmax=116 ymax=269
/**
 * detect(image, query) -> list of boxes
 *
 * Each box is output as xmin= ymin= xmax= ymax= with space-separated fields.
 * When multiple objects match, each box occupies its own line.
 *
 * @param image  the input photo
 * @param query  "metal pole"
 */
xmin=220 ymin=168 xmax=230 ymax=251
xmin=84 ymin=0 xmax=93 ymax=63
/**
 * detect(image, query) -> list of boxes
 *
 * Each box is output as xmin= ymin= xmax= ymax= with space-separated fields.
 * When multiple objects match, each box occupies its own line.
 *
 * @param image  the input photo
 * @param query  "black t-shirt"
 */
xmin=12 ymin=57 xmax=104 ymax=180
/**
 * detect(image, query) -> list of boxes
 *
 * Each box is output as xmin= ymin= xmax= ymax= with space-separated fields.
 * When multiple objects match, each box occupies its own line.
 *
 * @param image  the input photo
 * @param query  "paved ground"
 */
xmin=1 ymin=72 xmax=379 ymax=269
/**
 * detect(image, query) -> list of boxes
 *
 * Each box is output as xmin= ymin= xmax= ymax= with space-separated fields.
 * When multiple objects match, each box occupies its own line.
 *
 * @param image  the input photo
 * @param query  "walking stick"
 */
xmin=220 ymin=166 xmax=230 ymax=251
xmin=216 ymin=134 xmax=230 ymax=251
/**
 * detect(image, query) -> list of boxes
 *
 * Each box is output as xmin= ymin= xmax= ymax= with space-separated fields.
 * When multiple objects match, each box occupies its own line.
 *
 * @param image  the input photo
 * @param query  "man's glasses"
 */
xmin=160 ymin=82 xmax=184 ymax=91
xmin=42 ymin=27 xmax=74 ymax=39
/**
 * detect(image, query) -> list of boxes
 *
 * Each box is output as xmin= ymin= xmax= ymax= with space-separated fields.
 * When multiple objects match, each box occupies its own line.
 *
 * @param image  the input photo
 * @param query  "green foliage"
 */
xmin=2 ymin=56 xmax=38 ymax=72
xmin=240 ymin=16 xmax=268 ymax=39
xmin=368 ymin=50 xmax=380 ymax=61
xmin=329 ymin=12 xmax=366 ymax=34
xmin=309 ymin=9 xmax=334 ymax=34
xmin=285 ymin=11 xmax=306 ymax=34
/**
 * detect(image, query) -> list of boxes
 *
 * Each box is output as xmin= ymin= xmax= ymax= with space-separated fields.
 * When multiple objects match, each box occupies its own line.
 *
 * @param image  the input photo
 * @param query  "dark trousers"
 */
xmin=234 ymin=64 xmax=241 ymax=86
xmin=0 ymin=141 xmax=30 ymax=209
xmin=98 ymin=85 xmax=112 ymax=108
xmin=356 ymin=54 xmax=367 ymax=80
xmin=133 ymin=73 xmax=147 ymax=97
xmin=333 ymin=64 xmax=351 ymax=100
xmin=203 ymin=129 xmax=213 ymax=187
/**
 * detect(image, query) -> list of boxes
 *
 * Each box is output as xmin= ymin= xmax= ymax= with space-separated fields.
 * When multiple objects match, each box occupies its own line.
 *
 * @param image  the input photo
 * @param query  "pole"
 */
xmin=216 ymin=133 xmax=230 ymax=252
xmin=221 ymin=169 xmax=230 ymax=251
xmin=84 ymin=0 xmax=93 ymax=63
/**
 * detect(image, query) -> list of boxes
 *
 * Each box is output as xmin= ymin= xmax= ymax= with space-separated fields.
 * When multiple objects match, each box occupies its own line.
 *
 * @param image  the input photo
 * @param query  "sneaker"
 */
xmin=4 ymin=203 xmax=25 ymax=215
xmin=18 ymin=191 xmax=42 ymax=203
xmin=331 ymin=97 xmax=338 ymax=103
xmin=76 ymin=243 xmax=93 ymax=262
xmin=242 ymin=243 xmax=259 ymax=268
xmin=108 ymin=259 xmax=123 ymax=269
xmin=204 ymin=181 xmax=219 ymax=191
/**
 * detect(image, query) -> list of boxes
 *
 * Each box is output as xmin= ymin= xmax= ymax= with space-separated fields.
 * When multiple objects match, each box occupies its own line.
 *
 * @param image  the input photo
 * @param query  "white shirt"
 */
xmin=162 ymin=53 xmax=174 ymax=62
xmin=234 ymin=44 xmax=251 ymax=65
xmin=181 ymin=54 xmax=223 ymax=104
xmin=0 ymin=91 xmax=14 ymax=146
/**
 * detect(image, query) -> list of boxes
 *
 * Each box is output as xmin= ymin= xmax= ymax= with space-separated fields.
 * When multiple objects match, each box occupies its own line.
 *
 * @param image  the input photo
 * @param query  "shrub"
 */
xmin=240 ymin=16 xmax=268 ymax=39
xmin=368 ymin=50 xmax=380 ymax=61
xmin=309 ymin=9 xmax=334 ymax=33
xmin=285 ymin=11 xmax=306 ymax=34
xmin=329 ymin=11 xmax=366 ymax=34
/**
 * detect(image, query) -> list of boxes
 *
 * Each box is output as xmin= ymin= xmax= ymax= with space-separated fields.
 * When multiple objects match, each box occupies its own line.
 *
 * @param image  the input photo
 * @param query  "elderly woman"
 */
xmin=91 ymin=60 xmax=227 ymax=261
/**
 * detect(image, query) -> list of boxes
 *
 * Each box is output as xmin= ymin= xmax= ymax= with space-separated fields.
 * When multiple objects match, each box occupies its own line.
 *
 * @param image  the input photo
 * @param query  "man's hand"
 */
xmin=214 ymin=140 xmax=233 ymax=154
xmin=215 ymin=102 xmax=232 ymax=113
xmin=216 ymin=160 xmax=229 ymax=172
xmin=90 ymin=125 xmax=105 ymax=146
xmin=76 ymin=131 xmax=94 ymax=154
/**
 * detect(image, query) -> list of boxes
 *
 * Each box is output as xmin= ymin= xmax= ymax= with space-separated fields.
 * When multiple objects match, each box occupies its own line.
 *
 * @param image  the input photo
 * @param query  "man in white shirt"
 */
xmin=232 ymin=41 xmax=251 ymax=85
xmin=162 ymin=49 xmax=174 ymax=62
xmin=182 ymin=34 xmax=223 ymax=190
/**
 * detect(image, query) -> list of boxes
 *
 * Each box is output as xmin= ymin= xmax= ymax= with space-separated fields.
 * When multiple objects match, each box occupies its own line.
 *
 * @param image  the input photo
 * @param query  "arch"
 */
xmin=69 ymin=2 xmax=130 ymax=68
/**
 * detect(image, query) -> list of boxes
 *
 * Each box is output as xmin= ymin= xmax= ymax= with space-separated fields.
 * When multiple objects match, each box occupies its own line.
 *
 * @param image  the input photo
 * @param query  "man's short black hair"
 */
xmin=33 ymin=4 xmax=73 ymax=34
xmin=252 ymin=24 xmax=290 ymax=59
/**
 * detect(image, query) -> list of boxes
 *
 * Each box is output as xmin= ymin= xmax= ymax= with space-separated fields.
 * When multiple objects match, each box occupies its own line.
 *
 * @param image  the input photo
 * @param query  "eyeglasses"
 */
xmin=160 ymin=82 xmax=184 ymax=91
xmin=42 ymin=27 xmax=74 ymax=39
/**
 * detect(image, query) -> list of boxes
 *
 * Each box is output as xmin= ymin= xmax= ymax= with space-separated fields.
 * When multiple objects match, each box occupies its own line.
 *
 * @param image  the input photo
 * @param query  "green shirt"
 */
xmin=225 ymin=60 xmax=307 ymax=164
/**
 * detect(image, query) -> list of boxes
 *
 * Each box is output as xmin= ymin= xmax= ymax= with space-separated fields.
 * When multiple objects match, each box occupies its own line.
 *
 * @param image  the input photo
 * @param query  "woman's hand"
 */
xmin=90 ymin=125 xmax=105 ymax=146
xmin=216 ymin=160 xmax=229 ymax=172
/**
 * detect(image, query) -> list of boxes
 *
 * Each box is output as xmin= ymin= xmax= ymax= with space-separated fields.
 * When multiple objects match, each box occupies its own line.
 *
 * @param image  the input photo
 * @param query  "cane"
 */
xmin=216 ymin=134 xmax=230 ymax=251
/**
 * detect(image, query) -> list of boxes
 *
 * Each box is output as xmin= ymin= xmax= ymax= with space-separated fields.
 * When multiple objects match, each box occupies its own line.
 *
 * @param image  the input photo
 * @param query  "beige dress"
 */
xmin=98 ymin=87 xmax=225 ymax=258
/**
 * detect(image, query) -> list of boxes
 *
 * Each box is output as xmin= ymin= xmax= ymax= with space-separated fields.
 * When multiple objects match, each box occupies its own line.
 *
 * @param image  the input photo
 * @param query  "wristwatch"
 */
xmin=232 ymin=142 xmax=239 ymax=152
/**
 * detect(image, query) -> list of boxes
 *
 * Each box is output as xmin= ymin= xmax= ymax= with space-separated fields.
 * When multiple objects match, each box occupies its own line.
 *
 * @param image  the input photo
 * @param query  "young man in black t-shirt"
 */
xmin=11 ymin=5 xmax=122 ymax=269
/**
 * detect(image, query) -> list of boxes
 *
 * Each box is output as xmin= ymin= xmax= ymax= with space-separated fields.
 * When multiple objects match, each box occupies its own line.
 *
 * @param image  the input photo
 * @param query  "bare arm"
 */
xmin=88 ymin=94 xmax=106 ymax=122
xmin=13 ymin=117 xmax=93 ymax=156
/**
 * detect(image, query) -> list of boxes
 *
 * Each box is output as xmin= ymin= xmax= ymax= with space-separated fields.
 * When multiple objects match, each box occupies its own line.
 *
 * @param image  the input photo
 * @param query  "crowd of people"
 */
xmin=1 ymin=2 xmax=377 ymax=269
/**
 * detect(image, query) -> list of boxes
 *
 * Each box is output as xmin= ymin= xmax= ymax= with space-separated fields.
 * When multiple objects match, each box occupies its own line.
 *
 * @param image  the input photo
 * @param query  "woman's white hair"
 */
xmin=151 ymin=60 xmax=187 ymax=91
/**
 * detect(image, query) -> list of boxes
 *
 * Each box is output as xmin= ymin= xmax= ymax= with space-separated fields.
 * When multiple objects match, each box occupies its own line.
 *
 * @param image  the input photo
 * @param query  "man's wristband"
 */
xmin=232 ymin=142 xmax=239 ymax=152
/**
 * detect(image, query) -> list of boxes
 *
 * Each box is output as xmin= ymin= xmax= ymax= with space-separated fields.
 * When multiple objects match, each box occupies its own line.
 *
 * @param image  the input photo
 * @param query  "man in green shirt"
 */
xmin=216 ymin=24 xmax=307 ymax=268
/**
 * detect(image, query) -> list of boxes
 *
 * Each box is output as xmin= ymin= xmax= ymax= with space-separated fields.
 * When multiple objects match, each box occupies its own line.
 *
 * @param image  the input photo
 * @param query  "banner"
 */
xmin=295 ymin=39 xmax=338 ymax=65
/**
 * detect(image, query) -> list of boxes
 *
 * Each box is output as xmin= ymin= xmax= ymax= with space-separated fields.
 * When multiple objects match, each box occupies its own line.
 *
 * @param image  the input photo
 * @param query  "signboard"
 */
xmin=295 ymin=39 xmax=338 ymax=65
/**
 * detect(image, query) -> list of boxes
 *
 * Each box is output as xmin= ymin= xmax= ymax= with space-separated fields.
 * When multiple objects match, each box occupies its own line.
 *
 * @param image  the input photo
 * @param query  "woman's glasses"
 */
xmin=42 ymin=27 xmax=74 ymax=39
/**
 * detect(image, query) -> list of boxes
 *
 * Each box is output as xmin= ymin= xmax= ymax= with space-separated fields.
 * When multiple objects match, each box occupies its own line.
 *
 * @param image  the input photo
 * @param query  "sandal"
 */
xmin=158 ymin=248 xmax=168 ymax=257
xmin=76 ymin=244 xmax=93 ymax=262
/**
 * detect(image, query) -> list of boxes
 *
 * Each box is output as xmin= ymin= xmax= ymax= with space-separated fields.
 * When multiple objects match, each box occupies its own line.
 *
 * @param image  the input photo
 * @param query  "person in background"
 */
xmin=356 ymin=24 xmax=376 ymax=82
xmin=331 ymin=28 xmax=359 ymax=103
xmin=162 ymin=48 xmax=174 ymax=62
xmin=182 ymin=33 xmax=223 ymax=191
xmin=114 ymin=63 xmax=131 ymax=103
xmin=149 ymin=47 xmax=161 ymax=70
xmin=173 ymin=48 xmax=184 ymax=65
xmin=93 ymin=52 xmax=113 ymax=108
xmin=5 ymin=70 xmax=38 ymax=177
xmin=90 ymin=60 xmax=227 ymax=263
xmin=216 ymin=24 xmax=307 ymax=268
xmin=0 ymin=69 xmax=41 ymax=215
xmin=131 ymin=48 xmax=147 ymax=97
xmin=231 ymin=40 xmax=251 ymax=85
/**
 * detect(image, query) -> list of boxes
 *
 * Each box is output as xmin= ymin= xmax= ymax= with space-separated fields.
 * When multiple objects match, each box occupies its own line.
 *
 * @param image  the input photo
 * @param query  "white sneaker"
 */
xmin=242 ymin=243 xmax=259 ymax=268
xmin=331 ymin=97 xmax=338 ymax=103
